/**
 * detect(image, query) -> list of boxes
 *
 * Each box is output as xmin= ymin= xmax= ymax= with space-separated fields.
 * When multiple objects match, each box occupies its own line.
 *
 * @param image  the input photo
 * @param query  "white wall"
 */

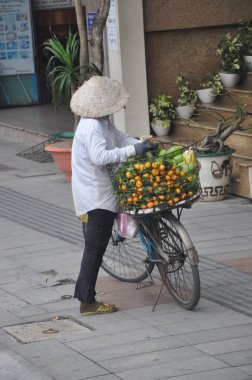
xmin=105 ymin=0 xmax=149 ymax=137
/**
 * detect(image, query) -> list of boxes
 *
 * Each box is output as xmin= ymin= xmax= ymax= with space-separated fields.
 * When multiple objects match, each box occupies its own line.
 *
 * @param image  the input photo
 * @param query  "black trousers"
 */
xmin=74 ymin=209 xmax=115 ymax=304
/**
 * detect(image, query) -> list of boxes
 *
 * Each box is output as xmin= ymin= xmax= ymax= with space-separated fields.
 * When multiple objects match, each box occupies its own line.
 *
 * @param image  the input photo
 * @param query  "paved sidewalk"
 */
xmin=0 ymin=134 xmax=252 ymax=380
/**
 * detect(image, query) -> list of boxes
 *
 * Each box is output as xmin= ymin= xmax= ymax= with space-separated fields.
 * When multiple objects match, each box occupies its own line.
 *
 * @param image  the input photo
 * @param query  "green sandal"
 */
xmin=80 ymin=302 xmax=118 ymax=316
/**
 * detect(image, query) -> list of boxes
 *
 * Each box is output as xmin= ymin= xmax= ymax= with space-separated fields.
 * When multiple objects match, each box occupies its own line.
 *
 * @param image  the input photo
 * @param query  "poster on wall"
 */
xmin=33 ymin=0 xmax=85 ymax=10
xmin=106 ymin=0 xmax=119 ymax=51
xmin=0 ymin=0 xmax=35 ymax=76
xmin=33 ymin=0 xmax=73 ymax=10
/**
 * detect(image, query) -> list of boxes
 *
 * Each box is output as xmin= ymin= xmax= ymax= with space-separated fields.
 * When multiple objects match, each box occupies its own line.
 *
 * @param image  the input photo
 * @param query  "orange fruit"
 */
xmin=147 ymin=201 xmax=154 ymax=208
xmin=144 ymin=161 xmax=151 ymax=169
xmin=135 ymin=180 xmax=143 ymax=188
xmin=121 ymin=184 xmax=127 ymax=191
xmin=159 ymin=164 xmax=166 ymax=171
xmin=127 ymin=197 xmax=133 ymax=203
xmin=134 ymin=163 xmax=140 ymax=170
xmin=126 ymin=171 xmax=132 ymax=178
xmin=151 ymin=168 xmax=159 ymax=176
xmin=168 ymin=199 xmax=173 ymax=207
xmin=168 ymin=170 xmax=174 ymax=177
xmin=152 ymin=162 xmax=159 ymax=169
xmin=175 ymin=188 xmax=181 ymax=194
xmin=188 ymin=191 xmax=193 ymax=197
xmin=139 ymin=164 xmax=145 ymax=171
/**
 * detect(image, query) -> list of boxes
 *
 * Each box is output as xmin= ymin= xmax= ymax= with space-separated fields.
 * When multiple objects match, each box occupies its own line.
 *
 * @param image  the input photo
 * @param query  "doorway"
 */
xmin=33 ymin=8 xmax=84 ymax=104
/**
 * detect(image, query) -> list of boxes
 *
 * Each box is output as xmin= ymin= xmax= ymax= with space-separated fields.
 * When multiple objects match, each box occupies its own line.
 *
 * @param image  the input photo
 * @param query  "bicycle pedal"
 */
xmin=136 ymin=280 xmax=154 ymax=289
xmin=144 ymin=258 xmax=162 ymax=264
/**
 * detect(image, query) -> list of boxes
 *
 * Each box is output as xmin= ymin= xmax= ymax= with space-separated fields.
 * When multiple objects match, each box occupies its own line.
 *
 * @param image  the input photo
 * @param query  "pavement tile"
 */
xmin=0 ymin=345 xmax=53 ymax=380
xmin=66 ymin=325 xmax=167 ymax=353
xmin=237 ymin=365 xmax=252 ymax=376
xmin=113 ymin=354 xmax=227 ymax=379
xmin=74 ymin=335 xmax=187 ymax=362
xmin=12 ymin=339 xmax=108 ymax=379
xmin=174 ymin=323 xmax=252 ymax=345
xmin=216 ymin=349 xmax=252 ymax=366
xmin=163 ymin=367 xmax=252 ymax=380
xmin=194 ymin=335 xmax=252 ymax=355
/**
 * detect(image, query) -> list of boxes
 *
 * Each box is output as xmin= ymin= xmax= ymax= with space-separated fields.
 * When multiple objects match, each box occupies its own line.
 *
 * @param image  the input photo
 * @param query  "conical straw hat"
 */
xmin=70 ymin=76 xmax=130 ymax=118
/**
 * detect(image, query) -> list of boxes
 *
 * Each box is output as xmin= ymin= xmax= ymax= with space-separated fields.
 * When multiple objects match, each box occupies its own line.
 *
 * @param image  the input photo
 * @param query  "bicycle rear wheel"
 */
xmin=102 ymin=221 xmax=155 ymax=283
xmin=155 ymin=212 xmax=200 ymax=310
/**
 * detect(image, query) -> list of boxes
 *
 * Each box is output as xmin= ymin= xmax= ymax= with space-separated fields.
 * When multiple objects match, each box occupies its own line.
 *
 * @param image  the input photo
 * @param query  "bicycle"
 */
xmin=102 ymin=146 xmax=201 ymax=310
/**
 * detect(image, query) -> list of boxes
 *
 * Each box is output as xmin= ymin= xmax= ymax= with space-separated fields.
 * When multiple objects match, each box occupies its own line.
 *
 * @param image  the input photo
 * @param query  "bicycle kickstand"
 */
xmin=152 ymin=261 xmax=168 ymax=312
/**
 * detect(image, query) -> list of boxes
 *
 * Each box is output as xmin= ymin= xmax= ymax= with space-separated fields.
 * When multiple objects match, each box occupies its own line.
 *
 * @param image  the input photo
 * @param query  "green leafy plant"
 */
xmin=199 ymin=73 xmax=224 ymax=95
xmin=216 ymin=33 xmax=243 ymax=73
xmin=44 ymin=30 xmax=101 ymax=107
xmin=176 ymin=73 xmax=197 ymax=106
xmin=149 ymin=95 xmax=177 ymax=128
xmin=239 ymin=19 xmax=252 ymax=55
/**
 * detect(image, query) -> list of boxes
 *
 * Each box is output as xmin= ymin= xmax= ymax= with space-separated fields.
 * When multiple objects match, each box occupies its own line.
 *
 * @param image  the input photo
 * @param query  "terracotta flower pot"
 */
xmin=45 ymin=140 xmax=72 ymax=182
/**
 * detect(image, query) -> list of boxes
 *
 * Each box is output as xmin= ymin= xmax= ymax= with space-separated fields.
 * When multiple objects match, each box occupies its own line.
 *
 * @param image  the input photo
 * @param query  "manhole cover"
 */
xmin=2 ymin=317 xmax=91 ymax=343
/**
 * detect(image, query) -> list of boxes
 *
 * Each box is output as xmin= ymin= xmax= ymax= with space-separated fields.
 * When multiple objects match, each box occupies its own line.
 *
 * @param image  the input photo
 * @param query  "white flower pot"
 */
xmin=219 ymin=72 xmax=241 ymax=88
xmin=151 ymin=121 xmax=171 ymax=136
xmin=197 ymin=88 xmax=216 ymax=104
xmin=244 ymin=55 xmax=252 ymax=72
xmin=176 ymin=105 xmax=194 ymax=120
xmin=196 ymin=148 xmax=235 ymax=201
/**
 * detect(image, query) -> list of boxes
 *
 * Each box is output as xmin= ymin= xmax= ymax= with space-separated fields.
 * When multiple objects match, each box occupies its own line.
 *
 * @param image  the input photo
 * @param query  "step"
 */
xmin=196 ymin=104 xmax=252 ymax=128
xmin=230 ymin=161 xmax=252 ymax=199
xmin=168 ymin=119 xmax=252 ymax=158
xmin=240 ymin=72 xmax=252 ymax=87
xmin=208 ymin=88 xmax=252 ymax=108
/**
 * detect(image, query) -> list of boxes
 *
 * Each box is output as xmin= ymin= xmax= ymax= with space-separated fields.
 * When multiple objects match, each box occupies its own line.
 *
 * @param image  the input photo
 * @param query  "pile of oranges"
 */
xmin=113 ymin=153 xmax=199 ymax=212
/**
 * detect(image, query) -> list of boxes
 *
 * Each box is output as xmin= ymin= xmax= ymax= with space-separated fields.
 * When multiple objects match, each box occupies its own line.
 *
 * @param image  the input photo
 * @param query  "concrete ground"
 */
xmin=0 ymin=107 xmax=252 ymax=379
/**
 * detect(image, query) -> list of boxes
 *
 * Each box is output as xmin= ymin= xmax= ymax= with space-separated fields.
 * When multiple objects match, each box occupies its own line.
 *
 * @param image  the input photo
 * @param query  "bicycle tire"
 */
xmin=155 ymin=212 xmax=200 ymax=310
xmin=102 ymin=221 xmax=155 ymax=283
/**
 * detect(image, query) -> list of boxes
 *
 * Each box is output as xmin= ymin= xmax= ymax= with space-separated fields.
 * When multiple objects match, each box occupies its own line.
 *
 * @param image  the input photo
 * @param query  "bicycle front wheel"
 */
xmin=102 ymin=221 xmax=155 ymax=283
xmin=156 ymin=212 xmax=200 ymax=310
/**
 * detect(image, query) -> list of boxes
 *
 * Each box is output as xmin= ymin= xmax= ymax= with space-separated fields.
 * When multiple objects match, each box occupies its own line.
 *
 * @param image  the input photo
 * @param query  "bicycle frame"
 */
xmin=135 ymin=209 xmax=199 ymax=266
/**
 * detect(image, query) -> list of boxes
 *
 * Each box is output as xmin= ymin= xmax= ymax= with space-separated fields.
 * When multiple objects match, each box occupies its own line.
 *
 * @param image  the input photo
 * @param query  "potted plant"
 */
xmin=43 ymin=30 xmax=101 ymax=181
xmin=239 ymin=19 xmax=252 ymax=72
xmin=175 ymin=73 xmax=197 ymax=120
xmin=197 ymin=73 xmax=224 ymax=104
xmin=195 ymin=105 xmax=252 ymax=201
xmin=216 ymin=33 xmax=244 ymax=88
xmin=149 ymin=94 xmax=177 ymax=136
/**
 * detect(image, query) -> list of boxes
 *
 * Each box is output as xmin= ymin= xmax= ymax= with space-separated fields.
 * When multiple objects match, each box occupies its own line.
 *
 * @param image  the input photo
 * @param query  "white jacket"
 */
xmin=71 ymin=116 xmax=138 ymax=216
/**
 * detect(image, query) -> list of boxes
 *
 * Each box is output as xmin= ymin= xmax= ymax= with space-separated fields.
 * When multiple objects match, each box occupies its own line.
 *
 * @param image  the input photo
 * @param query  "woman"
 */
xmin=70 ymin=76 xmax=157 ymax=316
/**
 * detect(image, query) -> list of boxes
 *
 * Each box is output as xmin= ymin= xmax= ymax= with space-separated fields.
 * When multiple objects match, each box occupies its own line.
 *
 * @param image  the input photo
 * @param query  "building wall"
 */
xmin=143 ymin=0 xmax=252 ymax=101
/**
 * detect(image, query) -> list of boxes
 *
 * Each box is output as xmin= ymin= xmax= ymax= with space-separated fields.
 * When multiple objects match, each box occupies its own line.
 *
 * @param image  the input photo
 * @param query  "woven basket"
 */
xmin=107 ymin=145 xmax=200 ymax=215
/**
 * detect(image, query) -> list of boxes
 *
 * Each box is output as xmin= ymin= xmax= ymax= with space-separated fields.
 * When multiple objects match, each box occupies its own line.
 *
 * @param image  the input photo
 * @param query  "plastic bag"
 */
xmin=116 ymin=213 xmax=138 ymax=239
